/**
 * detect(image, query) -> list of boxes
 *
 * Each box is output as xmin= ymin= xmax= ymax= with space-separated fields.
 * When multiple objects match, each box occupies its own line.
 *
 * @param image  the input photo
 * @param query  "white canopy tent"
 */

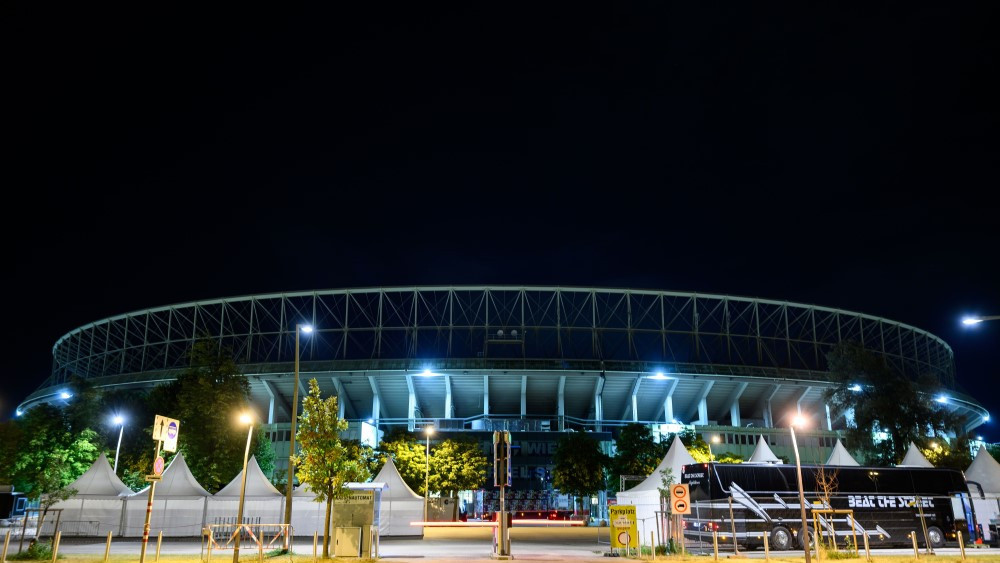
xmin=966 ymin=447 xmax=1000 ymax=542
xmin=372 ymin=457 xmax=424 ymax=537
xmin=123 ymin=452 xmax=210 ymax=537
xmin=206 ymin=456 xmax=284 ymax=527
xmin=825 ymin=439 xmax=860 ymax=466
xmin=289 ymin=483 xmax=324 ymax=537
xmin=49 ymin=453 xmax=132 ymax=536
xmin=615 ymin=435 xmax=696 ymax=542
xmin=747 ymin=436 xmax=781 ymax=464
xmin=897 ymin=442 xmax=933 ymax=468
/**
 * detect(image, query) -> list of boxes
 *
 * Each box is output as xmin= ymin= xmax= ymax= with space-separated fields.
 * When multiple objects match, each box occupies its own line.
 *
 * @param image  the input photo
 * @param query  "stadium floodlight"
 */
xmin=299 ymin=324 xmax=314 ymax=333
xmin=421 ymin=368 xmax=439 ymax=377
xmin=849 ymin=384 xmax=862 ymax=392
xmin=963 ymin=315 xmax=999 ymax=326
xmin=985 ymin=414 xmax=991 ymax=422
xmin=16 ymin=409 xmax=22 ymax=417
xmin=648 ymin=371 xmax=671 ymax=380
xmin=936 ymin=395 xmax=948 ymax=404
xmin=60 ymin=392 xmax=72 ymax=399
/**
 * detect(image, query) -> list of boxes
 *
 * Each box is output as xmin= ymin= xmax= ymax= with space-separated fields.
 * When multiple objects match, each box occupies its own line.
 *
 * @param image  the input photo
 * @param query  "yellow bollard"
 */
xmin=910 ymin=531 xmax=919 ymax=559
xmin=958 ymin=531 xmax=966 ymax=561
xmin=207 ymin=533 xmax=213 ymax=563
xmin=312 ymin=531 xmax=318 ymax=563
xmin=712 ymin=531 xmax=719 ymax=560
xmin=50 ymin=531 xmax=62 ymax=563
xmin=862 ymin=531 xmax=871 ymax=562
xmin=104 ymin=531 xmax=113 ymax=562
xmin=763 ymin=530 xmax=770 ymax=561
xmin=2 ymin=530 xmax=11 ymax=563
xmin=651 ymin=531 xmax=656 ymax=560
xmin=155 ymin=530 xmax=163 ymax=562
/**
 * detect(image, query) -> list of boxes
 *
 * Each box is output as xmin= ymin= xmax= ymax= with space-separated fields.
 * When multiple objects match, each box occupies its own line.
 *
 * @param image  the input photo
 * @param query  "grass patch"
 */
xmin=7 ymin=539 xmax=60 ymax=560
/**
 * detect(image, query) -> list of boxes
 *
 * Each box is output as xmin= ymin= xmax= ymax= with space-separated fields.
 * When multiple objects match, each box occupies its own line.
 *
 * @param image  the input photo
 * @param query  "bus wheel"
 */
xmin=926 ymin=526 xmax=945 ymax=548
xmin=797 ymin=526 xmax=814 ymax=550
xmin=770 ymin=526 xmax=793 ymax=551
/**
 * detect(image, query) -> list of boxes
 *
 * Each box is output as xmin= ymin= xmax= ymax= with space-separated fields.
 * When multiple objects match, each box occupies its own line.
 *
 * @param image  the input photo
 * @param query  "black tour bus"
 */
xmin=681 ymin=462 xmax=972 ymax=550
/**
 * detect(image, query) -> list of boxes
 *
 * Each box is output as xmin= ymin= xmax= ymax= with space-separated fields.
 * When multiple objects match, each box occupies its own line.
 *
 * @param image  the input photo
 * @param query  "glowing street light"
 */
xmin=112 ymin=415 xmax=126 ymax=474
xmin=708 ymin=435 xmax=721 ymax=461
xmin=284 ymin=323 xmax=314 ymax=528
xmin=790 ymin=414 xmax=812 ymax=563
xmin=233 ymin=412 xmax=255 ymax=563
xmin=424 ymin=426 xmax=434 ymax=522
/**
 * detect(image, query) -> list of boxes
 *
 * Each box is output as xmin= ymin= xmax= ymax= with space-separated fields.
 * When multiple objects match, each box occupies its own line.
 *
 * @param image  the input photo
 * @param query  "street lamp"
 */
xmin=112 ymin=415 xmax=125 ymax=475
xmin=284 ymin=323 xmax=313 ymax=528
xmin=790 ymin=414 xmax=812 ymax=563
xmin=233 ymin=412 xmax=255 ymax=563
xmin=708 ymin=435 xmax=720 ymax=461
xmin=424 ymin=426 xmax=434 ymax=522
xmin=962 ymin=315 xmax=1000 ymax=326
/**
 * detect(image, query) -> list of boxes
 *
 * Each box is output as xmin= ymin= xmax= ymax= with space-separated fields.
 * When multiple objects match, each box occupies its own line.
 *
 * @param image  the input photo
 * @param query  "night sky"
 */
xmin=4 ymin=4 xmax=999 ymax=438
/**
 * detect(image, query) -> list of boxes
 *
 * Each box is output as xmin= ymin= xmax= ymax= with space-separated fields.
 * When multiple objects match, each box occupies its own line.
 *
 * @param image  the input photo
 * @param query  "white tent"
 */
xmin=825 ymin=439 xmax=860 ymax=466
xmin=747 ymin=436 xmax=781 ymax=464
xmin=615 ymin=435 xmax=696 ymax=541
xmin=290 ymin=483 xmax=325 ymax=536
xmin=123 ymin=452 xmax=210 ymax=537
xmin=373 ymin=457 xmax=424 ymax=537
xmin=206 ymin=456 xmax=284 ymax=528
xmin=897 ymin=442 xmax=933 ymax=468
xmin=50 ymin=453 xmax=132 ymax=536
xmin=966 ymin=447 xmax=1000 ymax=542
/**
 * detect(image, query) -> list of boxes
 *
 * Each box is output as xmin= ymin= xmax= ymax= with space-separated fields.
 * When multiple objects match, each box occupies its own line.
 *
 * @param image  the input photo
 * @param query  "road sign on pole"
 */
xmin=153 ymin=415 xmax=180 ymax=452
xmin=670 ymin=484 xmax=691 ymax=515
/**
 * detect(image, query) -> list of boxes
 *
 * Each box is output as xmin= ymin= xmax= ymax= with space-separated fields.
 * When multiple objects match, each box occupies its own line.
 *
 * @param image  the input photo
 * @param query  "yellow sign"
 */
xmin=609 ymin=505 xmax=638 ymax=549
xmin=152 ymin=415 xmax=180 ymax=452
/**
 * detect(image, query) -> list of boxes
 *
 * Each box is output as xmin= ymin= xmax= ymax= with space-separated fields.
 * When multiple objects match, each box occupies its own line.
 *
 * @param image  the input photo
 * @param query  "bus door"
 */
xmin=953 ymin=494 xmax=975 ymax=540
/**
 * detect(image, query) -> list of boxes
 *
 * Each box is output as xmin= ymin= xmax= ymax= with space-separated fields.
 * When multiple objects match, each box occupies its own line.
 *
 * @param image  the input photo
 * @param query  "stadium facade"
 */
xmin=19 ymin=286 xmax=989 ymax=498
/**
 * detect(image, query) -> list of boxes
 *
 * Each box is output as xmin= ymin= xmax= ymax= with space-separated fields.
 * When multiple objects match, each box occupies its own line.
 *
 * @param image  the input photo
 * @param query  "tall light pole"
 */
xmin=112 ymin=415 xmax=125 ymax=475
xmin=233 ymin=412 xmax=255 ymax=563
xmin=963 ymin=315 xmax=1000 ymax=326
xmin=790 ymin=414 xmax=811 ymax=563
xmin=284 ymin=323 xmax=313 ymax=528
xmin=424 ymin=426 xmax=434 ymax=522
xmin=709 ymin=434 xmax=720 ymax=461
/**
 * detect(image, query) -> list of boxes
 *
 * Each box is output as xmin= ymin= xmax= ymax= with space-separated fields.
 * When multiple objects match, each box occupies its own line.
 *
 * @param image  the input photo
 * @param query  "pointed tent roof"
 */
xmin=214 ymin=456 xmax=282 ymax=498
xmin=748 ymin=436 xmax=781 ymax=464
xmin=374 ymin=456 xmax=422 ymax=500
xmin=622 ymin=435 xmax=697 ymax=494
xmin=825 ymin=439 xmax=860 ymax=466
xmin=67 ymin=453 xmax=133 ymax=497
xmin=898 ymin=442 xmax=933 ymax=468
xmin=133 ymin=451 xmax=211 ymax=498
xmin=966 ymin=447 xmax=1000 ymax=495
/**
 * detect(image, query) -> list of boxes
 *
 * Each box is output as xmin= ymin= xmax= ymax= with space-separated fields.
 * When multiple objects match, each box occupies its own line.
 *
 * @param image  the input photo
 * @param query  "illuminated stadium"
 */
xmin=18 ymin=286 xmax=989 ymax=498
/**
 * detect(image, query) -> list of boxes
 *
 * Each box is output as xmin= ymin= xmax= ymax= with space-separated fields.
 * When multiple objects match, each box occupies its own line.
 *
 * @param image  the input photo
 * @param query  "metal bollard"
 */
xmin=50 ymin=531 xmax=62 ymax=563
xmin=712 ymin=531 xmax=719 ymax=560
xmin=104 ymin=531 xmax=113 ymax=562
xmin=862 ymin=531 xmax=871 ymax=562
xmin=958 ymin=531 xmax=966 ymax=561
xmin=156 ymin=530 xmax=163 ymax=562
xmin=763 ymin=529 xmax=770 ymax=561
xmin=651 ymin=531 xmax=656 ymax=560
xmin=910 ymin=531 xmax=919 ymax=559
xmin=207 ymin=533 xmax=213 ymax=563
xmin=259 ymin=529 xmax=264 ymax=563
xmin=312 ymin=531 xmax=318 ymax=563
xmin=2 ymin=530 xmax=11 ymax=563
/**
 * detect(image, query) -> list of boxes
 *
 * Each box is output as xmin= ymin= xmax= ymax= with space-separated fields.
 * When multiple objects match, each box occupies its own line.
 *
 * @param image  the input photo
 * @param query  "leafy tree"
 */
xmin=253 ymin=429 xmax=276 ymax=478
xmin=99 ymin=388 xmax=157 ymax=491
xmin=677 ymin=430 xmax=742 ymax=463
xmin=655 ymin=467 xmax=675 ymax=507
xmin=344 ymin=439 xmax=380 ymax=480
xmin=293 ymin=379 xmax=369 ymax=558
xmin=376 ymin=429 xmax=430 ymax=494
xmin=0 ymin=420 xmax=23 ymax=485
xmin=920 ymin=436 xmax=973 ymax=471
xmin=987 ymin=443 xmax=1000 ymax=461
xmin=824 ymin=342 xmax=960 ymax=465
xmin=150 ymin=338 xmax=259 ymax=492
xmin=428 ymin=437 xmax=487 ymax=519
xmin=609 ymin=424 xmax=667 ymax=493
xmin=552 ymin=432 xmax=608 ymax=514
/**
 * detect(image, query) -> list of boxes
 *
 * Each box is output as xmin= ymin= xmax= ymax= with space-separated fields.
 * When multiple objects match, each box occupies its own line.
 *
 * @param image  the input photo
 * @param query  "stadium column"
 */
xmin=794 ymin=386 xmax=812 ymax=416
xmin=557 ymin=376 xmax=566 ymax=430
xmin=521 ymin=376 xmax=527 ymax=419
xmin=594 ymin=373 xmax=605 ymax=431
xmin=825 ymin=404 xmax=832 ymax=431
xmin=719 ymin=382 xmax=748 ymax=427
xmin=406 ymin=374 xmax=416 ymax=431
xmin=262 ymin=380 xmax=292 ymax=425
xmin=444 ymin=374 xmax=453 ymax=419
xmin=661 ymin=378 xmax=679 ymax=422
xmin=330 ymin=377 xmax=356 ymax=420
xmin=484 ymin=375 xmax=490 ymax=418
xmin=622 ymin=375 xmax=642 ymax=422
xmin=692 ymin=380 xmax=714 ymax=425
xmin=368 ymin=376 xmax=382 ymax=428
xmin=758 ymin=384 xmax=781 ymax=428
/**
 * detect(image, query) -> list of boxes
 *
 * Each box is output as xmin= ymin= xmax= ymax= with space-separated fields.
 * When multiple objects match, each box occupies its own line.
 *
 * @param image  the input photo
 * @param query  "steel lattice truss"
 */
xmin=44 ymin=286 xmax=954 ymax=391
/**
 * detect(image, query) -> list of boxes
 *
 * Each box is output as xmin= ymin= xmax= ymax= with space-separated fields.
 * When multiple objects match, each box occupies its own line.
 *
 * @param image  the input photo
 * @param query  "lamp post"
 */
xmin=424 ymin=426 xmax=434 ymax=522
xmin=709 ymin=435 xmax=720 ymax=461
xmin=284 ymin=323 xmax=313 ymax=528
xmin=112 ymin=415 xmax=125 ymax=475
xmin=790 ymin=414 xmax=811 ymax=563
xmin=233 ymin=412 xmax=254 ymax=563
xmin=962 ymin=315 xmax=1000 ymax=326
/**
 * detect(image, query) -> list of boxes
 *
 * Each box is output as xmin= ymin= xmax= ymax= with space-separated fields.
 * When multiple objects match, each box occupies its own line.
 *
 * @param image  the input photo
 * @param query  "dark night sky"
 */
xmin=3 ymin=4 xmax=998 ymax=438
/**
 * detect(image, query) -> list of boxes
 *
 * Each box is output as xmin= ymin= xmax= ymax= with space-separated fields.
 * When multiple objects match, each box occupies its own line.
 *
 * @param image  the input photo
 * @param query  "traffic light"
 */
xmin=493 ymin=430 xmax=511 ymax=487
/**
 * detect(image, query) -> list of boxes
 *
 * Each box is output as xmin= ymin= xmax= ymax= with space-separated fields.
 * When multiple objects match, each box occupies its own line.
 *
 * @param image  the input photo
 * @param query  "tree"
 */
xmin=0 ymin=420 xmax=23 ymax=485
xmin=987 ymin=443 xmax=1000 ymax=461
xmin=609 ymin=424 xmax=667 ymax=493
xmin=150 ymin=338 xmax=259 ymax=492
xmin=552 ymin=432 xmax=608 ymax=514
xmin=253 ymin=429 xmax=276 ymax=478
xmin=376 ymin=429 xmax=430 ymax=495
xmin=920 ymin=437 xmax=973 ymax=471
xmin=293 ymin=379 xmax=369 ymax=558
xmin=825 ymin=342 xmax=960 ymax=465
xmin=343 ymin=440 xmax=380 ymax=480
xmin=429 ymin=438 xmax=487 ymax=519
xmin=677 ymin=430 xmax=742 ymax=464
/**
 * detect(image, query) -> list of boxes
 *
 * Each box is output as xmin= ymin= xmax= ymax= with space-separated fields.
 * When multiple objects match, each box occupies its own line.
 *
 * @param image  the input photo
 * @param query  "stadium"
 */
xmin=17 ymin=286 xmax=989 ymax=513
